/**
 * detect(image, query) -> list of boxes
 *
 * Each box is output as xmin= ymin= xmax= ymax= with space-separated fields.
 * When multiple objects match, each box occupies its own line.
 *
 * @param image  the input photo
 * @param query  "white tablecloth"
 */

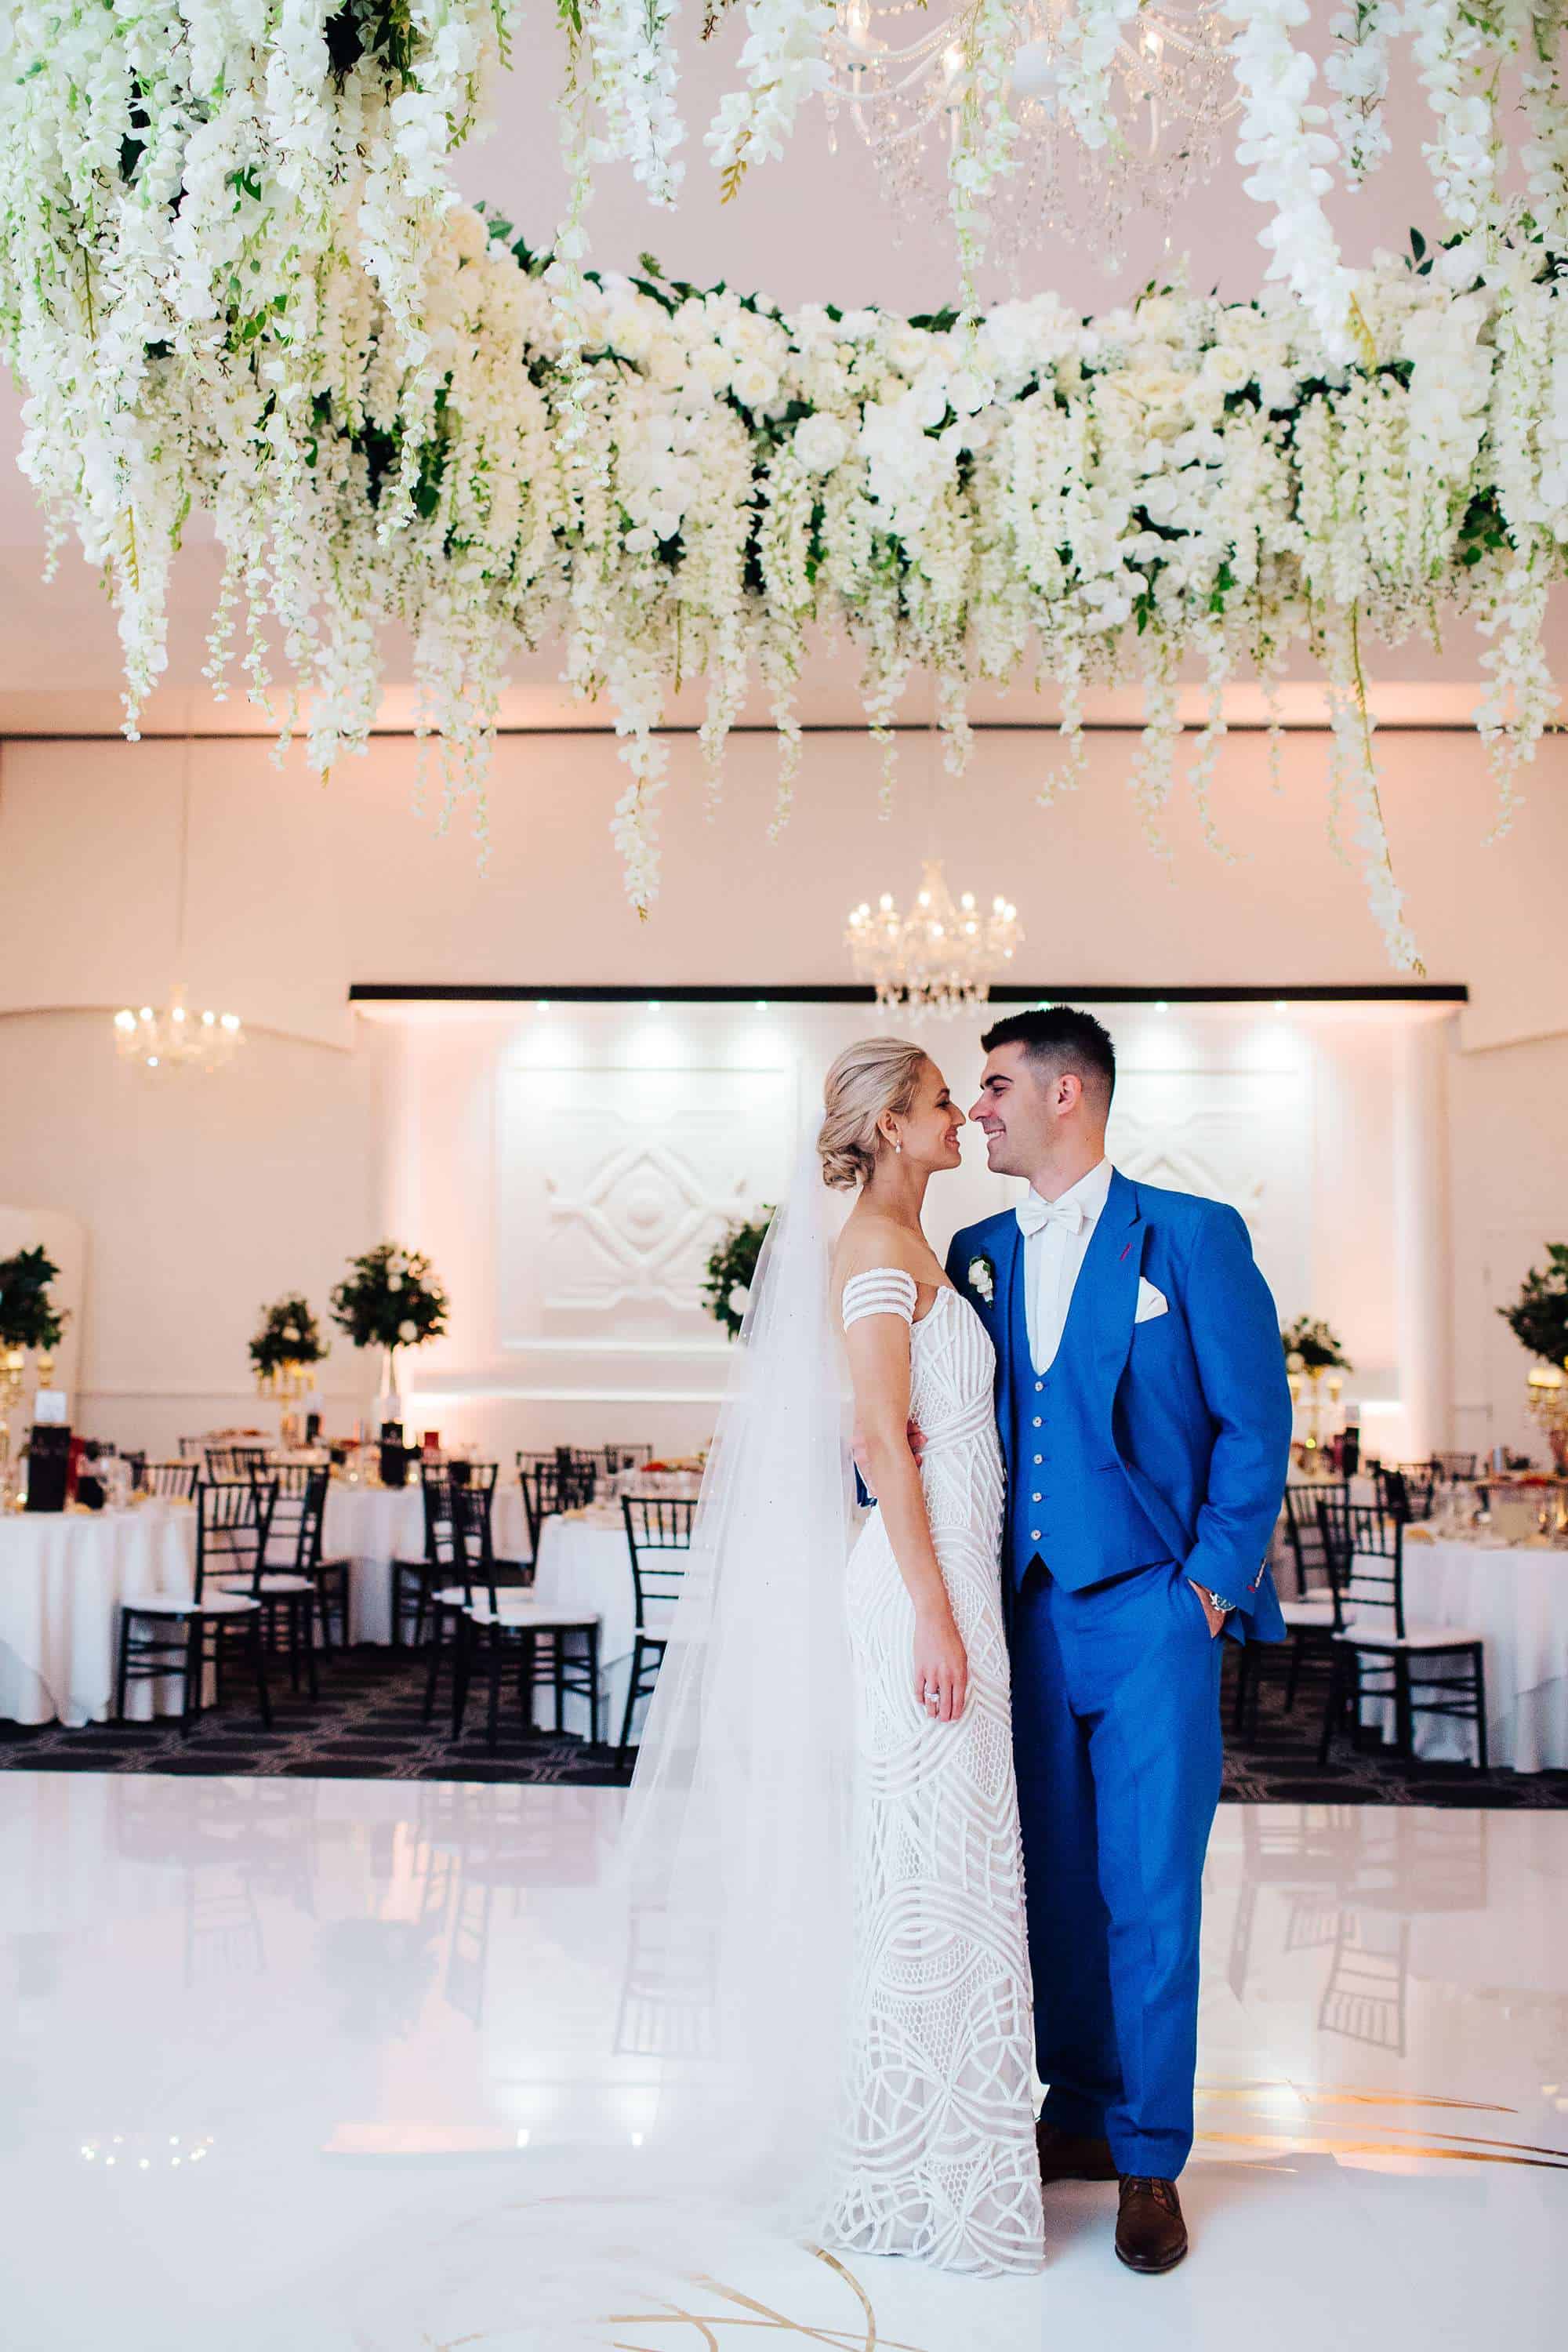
xmin=529 ymin=1513 xmax=646 ymax=1744
xmin=0 ymin=1504 xmax=197 ymax=1726
xmin=321 ymin=1480 xmax=530 ymax=1645
xmin=1361 ymin=1534 xmax=1568 ymax=1770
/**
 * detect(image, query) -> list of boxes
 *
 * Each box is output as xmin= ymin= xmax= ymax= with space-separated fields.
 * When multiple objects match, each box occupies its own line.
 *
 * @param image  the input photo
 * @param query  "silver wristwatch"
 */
xmin=1204 ymin=1590 xmax=1236 ymax=1615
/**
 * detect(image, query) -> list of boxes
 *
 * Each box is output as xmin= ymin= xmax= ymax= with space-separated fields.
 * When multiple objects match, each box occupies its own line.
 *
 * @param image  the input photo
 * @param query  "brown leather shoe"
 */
xmin=1036 ymin=2120 xmax=1119 ymax=2184
xmin=1115 ymin=2176 xmax=1189 ymax=2273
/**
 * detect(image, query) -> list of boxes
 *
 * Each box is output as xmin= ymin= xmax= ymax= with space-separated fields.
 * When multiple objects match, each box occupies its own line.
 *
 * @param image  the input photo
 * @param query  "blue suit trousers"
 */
xmin=1010 ymin=1555 xmax=1224 ymax=2179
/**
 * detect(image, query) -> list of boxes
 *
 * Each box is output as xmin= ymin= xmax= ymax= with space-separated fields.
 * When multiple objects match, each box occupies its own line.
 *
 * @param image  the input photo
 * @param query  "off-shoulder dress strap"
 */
xmin=841 ymin=1267 xmax=920 ymax=1334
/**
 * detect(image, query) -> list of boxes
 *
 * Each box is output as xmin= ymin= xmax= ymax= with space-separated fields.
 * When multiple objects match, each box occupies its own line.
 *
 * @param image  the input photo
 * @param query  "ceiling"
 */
xmin=0 ymin=22 xmax=1558 ymax=733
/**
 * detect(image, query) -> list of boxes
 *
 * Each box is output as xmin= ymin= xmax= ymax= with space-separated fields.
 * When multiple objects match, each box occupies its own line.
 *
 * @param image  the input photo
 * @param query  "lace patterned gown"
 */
xmin=823 ymin=1269 xmax=1045 ymax=2276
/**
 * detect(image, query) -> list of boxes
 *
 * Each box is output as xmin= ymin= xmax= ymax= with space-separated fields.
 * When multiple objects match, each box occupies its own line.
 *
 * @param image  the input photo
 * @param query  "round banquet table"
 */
xmin=528 ymin=1510 xmax=649 ymax=1744
xmin=0 ymin=1503 xmax=197 ymax=1726
xmin=321 ymin=1479 xmax=531 ymax=1645
xmin=1358 ymin=1532 xmax=1568 ymax=1770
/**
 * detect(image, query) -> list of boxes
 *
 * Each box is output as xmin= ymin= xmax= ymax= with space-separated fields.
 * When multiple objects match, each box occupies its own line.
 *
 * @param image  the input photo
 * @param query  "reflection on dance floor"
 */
xmin=0 ymin=1777 xmax=1562 ymax=2350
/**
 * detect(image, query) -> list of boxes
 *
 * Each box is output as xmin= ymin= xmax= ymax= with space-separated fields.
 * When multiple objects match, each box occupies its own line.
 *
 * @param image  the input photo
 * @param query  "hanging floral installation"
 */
xmin=1 ymin=5 xmax=1567 ymax=970
xmin=0 ymin=1 xmax=517 ymax=752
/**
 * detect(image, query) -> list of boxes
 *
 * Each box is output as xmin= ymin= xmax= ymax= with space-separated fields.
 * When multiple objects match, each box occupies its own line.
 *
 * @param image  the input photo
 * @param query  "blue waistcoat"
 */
xmin=1006 ymin=1207 xmax=1171 ymax=1591
xmin=947 ymin=1171 xmax=1292 ymax=1642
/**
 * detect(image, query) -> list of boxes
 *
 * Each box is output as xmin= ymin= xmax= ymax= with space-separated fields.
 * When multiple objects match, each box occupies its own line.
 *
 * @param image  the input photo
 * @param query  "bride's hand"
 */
xmin=913 ymin=1605 xmax=967 ymax=1725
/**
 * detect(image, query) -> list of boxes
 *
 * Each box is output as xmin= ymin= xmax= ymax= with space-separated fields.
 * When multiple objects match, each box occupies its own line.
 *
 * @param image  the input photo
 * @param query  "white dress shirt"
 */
xmin=1020 ymin=1156 xmax=1115 ymax=1373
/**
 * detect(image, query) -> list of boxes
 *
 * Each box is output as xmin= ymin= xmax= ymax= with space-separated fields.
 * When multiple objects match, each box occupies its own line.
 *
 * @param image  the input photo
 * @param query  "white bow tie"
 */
xmin=1016 ymin=1191 xmax=1087 ymax=1239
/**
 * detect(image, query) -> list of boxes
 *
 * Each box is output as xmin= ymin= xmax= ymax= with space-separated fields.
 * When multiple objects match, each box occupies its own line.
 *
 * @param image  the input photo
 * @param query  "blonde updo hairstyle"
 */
xmin=818 ymin=1036 xmax=930 ymax=1191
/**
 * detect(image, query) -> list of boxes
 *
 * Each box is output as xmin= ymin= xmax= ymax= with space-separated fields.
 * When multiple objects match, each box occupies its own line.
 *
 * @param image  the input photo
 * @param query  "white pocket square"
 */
xmin=1134 ymin=1277 xmax=1169 ymax=1324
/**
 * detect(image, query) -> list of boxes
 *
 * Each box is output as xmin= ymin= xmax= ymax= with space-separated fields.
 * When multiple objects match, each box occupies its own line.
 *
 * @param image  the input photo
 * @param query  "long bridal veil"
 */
xmin=614 ymin=1140 xmax=858 ymax=2226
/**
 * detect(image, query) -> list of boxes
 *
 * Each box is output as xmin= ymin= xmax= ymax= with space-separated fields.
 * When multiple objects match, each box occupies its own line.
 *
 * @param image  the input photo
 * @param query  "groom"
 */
xmin=946 ymin=1007 xmax=1291 ymax=2275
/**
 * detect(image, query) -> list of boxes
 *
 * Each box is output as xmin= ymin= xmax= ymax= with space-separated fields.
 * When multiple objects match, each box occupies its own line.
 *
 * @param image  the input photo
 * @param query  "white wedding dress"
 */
xmin=823 ymin=1268 xmax=1045 ymax=2275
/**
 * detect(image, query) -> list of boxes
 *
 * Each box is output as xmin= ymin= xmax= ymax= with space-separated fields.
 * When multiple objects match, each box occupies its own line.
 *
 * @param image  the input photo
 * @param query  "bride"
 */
xmin=618 ymin=1036 xmax=1044 ymax=2278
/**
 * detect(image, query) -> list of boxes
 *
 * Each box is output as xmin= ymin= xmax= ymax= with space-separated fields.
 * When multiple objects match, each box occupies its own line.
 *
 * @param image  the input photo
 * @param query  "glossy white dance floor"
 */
xmin=0 ymin=1775 xmax=1563 ymax=2350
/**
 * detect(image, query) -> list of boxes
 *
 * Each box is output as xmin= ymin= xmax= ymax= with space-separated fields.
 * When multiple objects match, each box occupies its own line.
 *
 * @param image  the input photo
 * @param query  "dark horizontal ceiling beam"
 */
xmin=350 ymin=982 xmax=1468 ymax=1006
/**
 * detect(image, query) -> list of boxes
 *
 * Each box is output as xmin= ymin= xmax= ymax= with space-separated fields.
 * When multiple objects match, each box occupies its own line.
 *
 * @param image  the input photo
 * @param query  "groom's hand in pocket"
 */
xmin=1188 ymin=1581 xmax=1228 ymax=1639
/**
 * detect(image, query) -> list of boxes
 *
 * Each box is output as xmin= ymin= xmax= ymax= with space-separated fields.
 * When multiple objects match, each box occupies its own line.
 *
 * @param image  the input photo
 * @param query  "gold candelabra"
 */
xmin=1526 ymin=1361 xmax=1568 ymax=1474
xmin=0 ymin=1349 xmax=24 ymax=1504
xmin=1287 ymin=1366 xmax=1344 ymax=1468
xmin=258 ymin=1360 xmax=314 ymax=1451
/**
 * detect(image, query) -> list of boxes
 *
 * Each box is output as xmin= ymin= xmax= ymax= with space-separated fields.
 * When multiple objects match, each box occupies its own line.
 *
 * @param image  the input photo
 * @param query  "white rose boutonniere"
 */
xmin=967 ymin=1254 xmax=996 ymax=1307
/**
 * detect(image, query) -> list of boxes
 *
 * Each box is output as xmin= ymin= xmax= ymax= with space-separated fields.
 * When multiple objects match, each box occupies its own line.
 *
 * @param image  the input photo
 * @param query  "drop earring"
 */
xmin=894 ymin=1138 xmax=902 ymax=1155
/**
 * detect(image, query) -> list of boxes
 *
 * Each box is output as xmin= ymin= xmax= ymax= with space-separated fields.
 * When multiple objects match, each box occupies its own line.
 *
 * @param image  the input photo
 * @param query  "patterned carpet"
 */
xmin=2 ymin=1643 xmax=1566 ymax=1803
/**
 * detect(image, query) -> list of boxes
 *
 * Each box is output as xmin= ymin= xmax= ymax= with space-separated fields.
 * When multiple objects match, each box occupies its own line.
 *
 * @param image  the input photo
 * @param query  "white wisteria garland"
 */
xmin=0 ymin=0 xmax=515 ymax=742
xmin=546 ymin=5 xmax=1568 ymax=336
xmin=2 ymin=5 xmax=1568 ymax=968
xmin=554 ymin=2 xmax=1568 ymax=332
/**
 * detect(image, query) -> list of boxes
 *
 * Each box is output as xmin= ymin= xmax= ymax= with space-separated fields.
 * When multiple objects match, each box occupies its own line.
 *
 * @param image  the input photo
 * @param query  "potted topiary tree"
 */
xmin=1500 ymin=1245 xmax=1568 ymax=1472
xmin=249 ymin=1293 xmax=328 ymax=1448
xmin=329 ymin=1243 xmax=449 ymax=1423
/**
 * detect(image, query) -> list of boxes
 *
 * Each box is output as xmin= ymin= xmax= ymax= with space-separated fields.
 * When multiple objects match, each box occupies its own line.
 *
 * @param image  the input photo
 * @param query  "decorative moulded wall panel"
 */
xmin=1108 ymin=1067 xmax=1311 ymax=1316
xmin=497 ymin=1063 xmax=798 ymax=1348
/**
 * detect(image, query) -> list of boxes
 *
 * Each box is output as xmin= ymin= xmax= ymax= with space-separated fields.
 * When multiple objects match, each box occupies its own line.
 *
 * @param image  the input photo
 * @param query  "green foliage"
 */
xmin=1498 ymin=1243 xmax=1568 ymax=1367
xmin=1280 ymin=1313 xmax=1352 ymax=1374
xmin=701 ymin=1211 xmax=773 ymax=1339
xmin=0 ymin=1246 xmax=67 ymax=1353
xmin=1457 ymin=486 xmax=1511 ymax=568
xmin=325 ymin=2 xmax=423 ymax=89
xmin=329 ymin=1242 xmax=449 ymax=1354
xmin=249 ymin=1293 xmax=328 ymax=1380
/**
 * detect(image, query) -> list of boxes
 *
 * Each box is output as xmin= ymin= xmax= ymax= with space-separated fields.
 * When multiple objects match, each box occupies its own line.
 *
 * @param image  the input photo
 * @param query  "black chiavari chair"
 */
xmin=517 ymin=1456 xmax=597 ymax=1557
xmin=618 ymin=1496 xmax=695 ymax=1762
xmin=206 ymin=1472 xmax=318 ymax=1698
xmin=254 ymin=1461 xmax=348 ymax=1656
xmin=205 ymin=1443 xmax=273 ymax=1483
xmin=1230 ymin=1483 xmax=1341 ymax=1734
xmin=392 ymin=1461 xmax=517 ymax=1647
xmin=1374 ymin=1461 xmax=1439 ymax=1523
xmin=1316 ymin=1496 xmax=1487 ymax=1768
xmin=143 ymin=1459 xmax=198 ymax=1502
xmin=114 ymin=1480 xmax=274 ymax=1736
xmin=1281 ymin=1482 xmax=1341 ymax=1599
xmin=422 ymin=1475 xmax=601 ymax=1749
xmin=603 ymin=1443 xmax=652 ymax=1471
xmin=1430 ymin=1451 xmax=1477 ymax=1481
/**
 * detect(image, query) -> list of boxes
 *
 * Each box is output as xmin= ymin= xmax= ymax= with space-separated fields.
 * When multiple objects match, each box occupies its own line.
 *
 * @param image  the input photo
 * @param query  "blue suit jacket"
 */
xmin=946 ymin=1170 xmax=1292 ymax=1645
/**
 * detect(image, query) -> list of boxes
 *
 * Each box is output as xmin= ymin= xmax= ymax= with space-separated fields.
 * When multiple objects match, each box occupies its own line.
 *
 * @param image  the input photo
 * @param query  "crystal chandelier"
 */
xmin=113 ymin=986 xmax=243 ymax=1074
xmin=846 ymin=859 xmax=1022 ymax=1021
xmin=111 ymin=726 xmax=245 ymax=1075
xmin=823 ymin=2 xmax=1239 ymax=274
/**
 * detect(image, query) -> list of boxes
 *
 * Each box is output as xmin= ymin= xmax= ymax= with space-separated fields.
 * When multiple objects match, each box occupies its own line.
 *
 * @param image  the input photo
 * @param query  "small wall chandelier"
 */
xmin=111 ymin=724 xmax=245 ymax=1075
xmin=823 ymin=2 xmax=1238 ymax=270
xmin=114 ymin=986 xmax=243 ymax=1074
xmin=847 ymin=858 xmax=1022 ymax=1022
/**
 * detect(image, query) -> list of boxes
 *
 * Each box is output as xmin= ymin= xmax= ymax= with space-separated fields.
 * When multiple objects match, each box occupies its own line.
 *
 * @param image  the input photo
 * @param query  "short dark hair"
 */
xmin=980 ymin=1005 xmax=1116 ymax=1113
